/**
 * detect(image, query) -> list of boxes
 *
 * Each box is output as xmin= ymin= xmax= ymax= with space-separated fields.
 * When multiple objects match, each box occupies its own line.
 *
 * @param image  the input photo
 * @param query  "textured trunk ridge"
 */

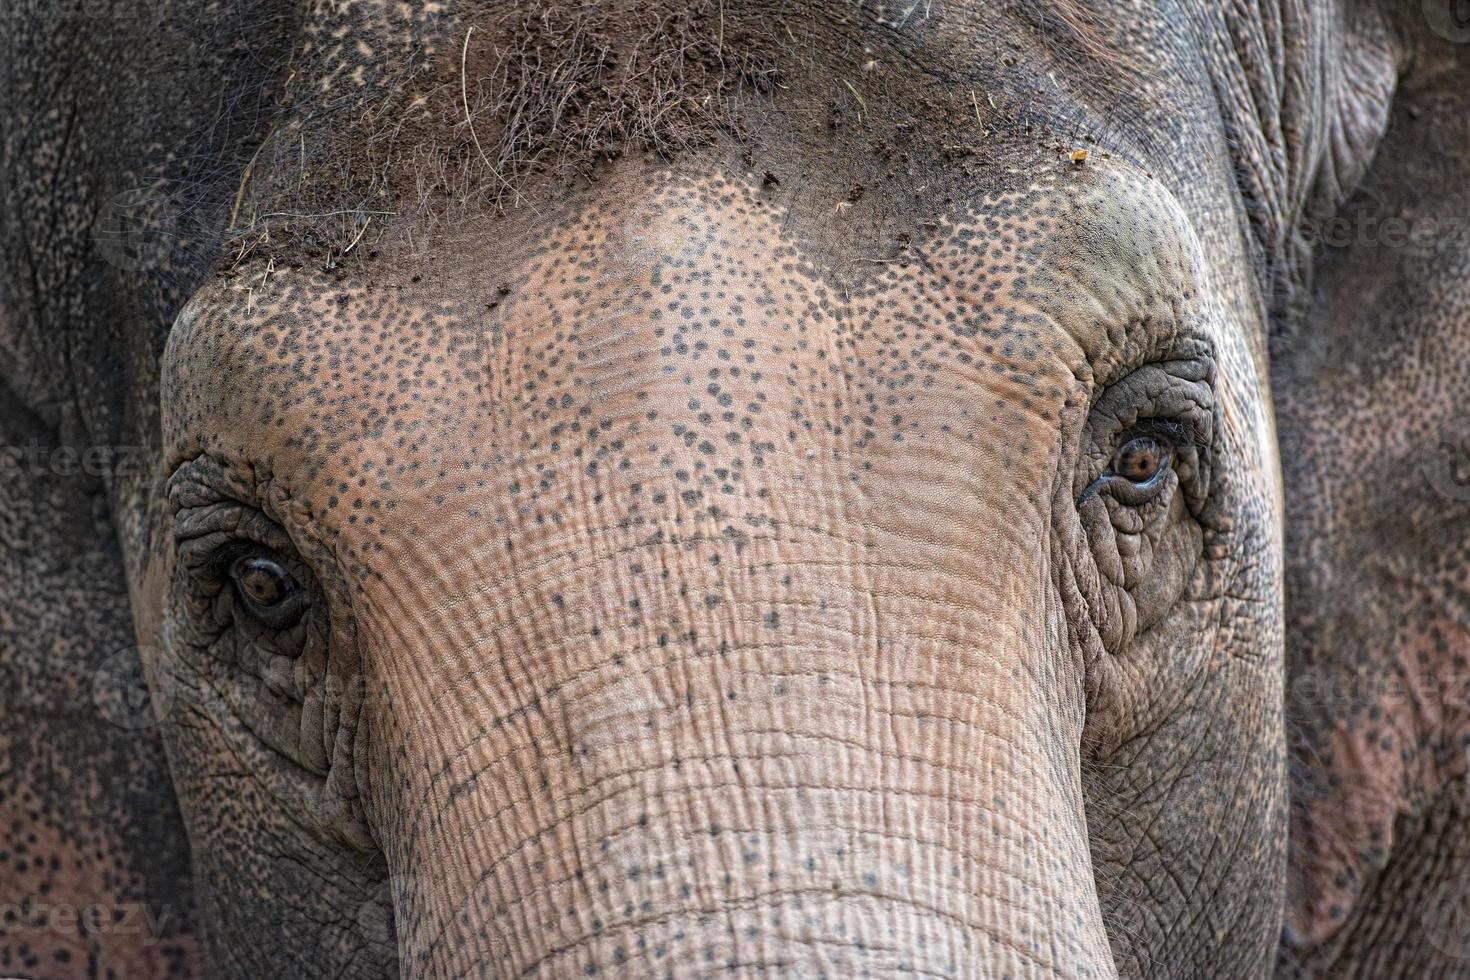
xmin=360 ymin=522 xmax=1115 ymax=978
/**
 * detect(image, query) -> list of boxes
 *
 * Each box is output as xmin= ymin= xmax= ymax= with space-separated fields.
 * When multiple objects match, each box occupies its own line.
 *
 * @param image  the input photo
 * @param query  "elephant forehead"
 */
xmin=163 ymin=170 xmax=1202 ymax=545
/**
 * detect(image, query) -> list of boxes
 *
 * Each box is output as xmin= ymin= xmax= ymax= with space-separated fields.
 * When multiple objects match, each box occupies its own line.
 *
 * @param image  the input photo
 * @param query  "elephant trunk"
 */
xmin=357 ymin=513 xmax=1117 ymax=979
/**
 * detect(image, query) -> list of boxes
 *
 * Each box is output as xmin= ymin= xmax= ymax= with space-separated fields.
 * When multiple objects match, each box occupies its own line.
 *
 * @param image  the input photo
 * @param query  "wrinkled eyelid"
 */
xmin=164 ymin=452 xmax=271 ymax=515
xmin=1135 ymin=417 xmax=1200 ymax=451
xmin=171 ymin=502 xmax=244 ymax=543
xmin=171 ymin=498 xmax=304 ymax=583
xmin=213 ymin=539 xmax=269 ymax=581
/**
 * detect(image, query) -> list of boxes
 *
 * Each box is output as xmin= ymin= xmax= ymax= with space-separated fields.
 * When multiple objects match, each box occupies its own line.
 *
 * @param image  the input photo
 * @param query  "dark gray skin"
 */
xmin=1276 ymin=16 xmax=1470 ymax=977
xmin=2 ymin=1 xmax=1466 ymax=977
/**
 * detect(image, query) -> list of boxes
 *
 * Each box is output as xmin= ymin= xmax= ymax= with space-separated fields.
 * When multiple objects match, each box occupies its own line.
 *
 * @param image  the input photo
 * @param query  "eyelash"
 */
xmin=208 ymin=539 xmax=265 ymax=582
xmin=1121 ymin=418 xmax=1194 ymax=454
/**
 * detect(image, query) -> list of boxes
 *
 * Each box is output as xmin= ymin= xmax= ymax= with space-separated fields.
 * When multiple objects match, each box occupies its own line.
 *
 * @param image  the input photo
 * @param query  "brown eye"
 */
xmin=1112 ymin=435 xmax=1171 ymax=486
xmin=231 ymin=555 xmax=297 ymax=611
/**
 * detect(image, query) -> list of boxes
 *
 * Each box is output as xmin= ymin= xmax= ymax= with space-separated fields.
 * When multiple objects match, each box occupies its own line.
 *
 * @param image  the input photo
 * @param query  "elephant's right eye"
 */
xmin=1111 ymin=435 xmax=1172 ymax=487
xmin=169 ymin=476 xmax=320 ymax=641
xmin=229 ymin=552 xmax=306 ymax=628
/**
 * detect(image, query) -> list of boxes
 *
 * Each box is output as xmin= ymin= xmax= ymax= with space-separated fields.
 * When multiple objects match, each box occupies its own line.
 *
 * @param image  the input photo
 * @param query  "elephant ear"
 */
xmin=0 ymin=379 xmax=201 ymax=976
xmin=0 ymin=14 xmax=203 ymax=971
xmin=2 ymin=3 xmax=292 ymax=975
xmin=0 ymin=19 xmax=201 ymax=976
xmin=1277 ymin=8 xmax=1470 ymax=974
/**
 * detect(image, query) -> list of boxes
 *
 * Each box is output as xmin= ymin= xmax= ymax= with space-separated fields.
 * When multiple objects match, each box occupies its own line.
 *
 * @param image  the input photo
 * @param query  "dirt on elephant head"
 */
xmin=218 ymin=0 xmax=1134 ymax=272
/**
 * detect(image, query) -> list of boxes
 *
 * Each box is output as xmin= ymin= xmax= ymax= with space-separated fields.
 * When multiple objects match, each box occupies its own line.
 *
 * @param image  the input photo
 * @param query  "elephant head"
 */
xmin=3 ymin=1 xmax=1467 ymax=978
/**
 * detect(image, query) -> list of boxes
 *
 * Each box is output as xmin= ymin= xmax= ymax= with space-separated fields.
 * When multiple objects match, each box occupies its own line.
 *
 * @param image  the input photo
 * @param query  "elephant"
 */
xmin=3 ymin=0 xmax=1469 ymax=976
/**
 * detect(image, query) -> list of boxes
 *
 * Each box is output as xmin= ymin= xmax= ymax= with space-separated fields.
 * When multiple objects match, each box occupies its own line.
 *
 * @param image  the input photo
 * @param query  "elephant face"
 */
xmin=15 ymin=0 xmax=1470 ymax=971
xmin=9 ymin=0 xmax=1445 ymax=977
xmin=149 ymin=134 xmax=1285 ymax=975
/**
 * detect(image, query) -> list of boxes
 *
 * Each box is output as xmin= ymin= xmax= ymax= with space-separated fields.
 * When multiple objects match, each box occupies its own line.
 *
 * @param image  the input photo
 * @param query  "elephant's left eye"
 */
xmin=228 ymin=551 xmax=306 ymax=628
